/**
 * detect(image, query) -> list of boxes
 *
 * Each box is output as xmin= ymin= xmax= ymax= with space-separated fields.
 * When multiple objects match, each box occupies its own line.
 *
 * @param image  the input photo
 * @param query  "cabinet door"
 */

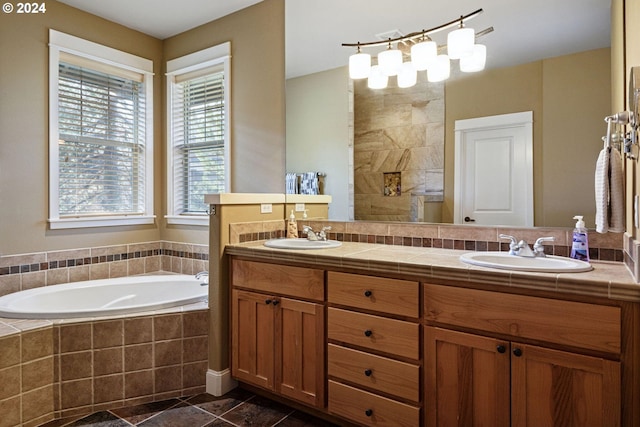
xmin=278 ymin=297 xmax=325 ymax=408
xmin=511 ymin=343 xmax=620 ymax=427
xmin=231 ymin=289 xmax=276 ymax=390
xmin=425 ymin=327 xmax=510 ymax=427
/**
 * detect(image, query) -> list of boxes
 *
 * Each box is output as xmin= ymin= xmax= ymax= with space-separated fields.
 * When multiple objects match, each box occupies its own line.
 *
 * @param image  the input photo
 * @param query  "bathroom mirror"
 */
xmin=284 ymin=0 xmax=612 ymax=228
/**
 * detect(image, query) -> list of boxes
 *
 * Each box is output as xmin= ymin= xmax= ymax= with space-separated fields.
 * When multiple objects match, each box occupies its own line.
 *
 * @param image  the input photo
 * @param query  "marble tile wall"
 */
xmin=354 ymin=73 xmax=445 ymax=222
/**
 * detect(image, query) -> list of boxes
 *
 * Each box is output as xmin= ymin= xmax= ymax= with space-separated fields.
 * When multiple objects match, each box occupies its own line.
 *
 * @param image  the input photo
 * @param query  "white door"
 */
xmin=454 ymin=112 xmax=533 ymax=226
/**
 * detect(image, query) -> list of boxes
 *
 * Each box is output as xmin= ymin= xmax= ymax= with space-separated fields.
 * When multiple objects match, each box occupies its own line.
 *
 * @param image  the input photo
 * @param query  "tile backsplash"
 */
xmin=232 ymin=219 xmax=625 ymax=263
xmin=0 ymin=241 xmax=209 ymax=297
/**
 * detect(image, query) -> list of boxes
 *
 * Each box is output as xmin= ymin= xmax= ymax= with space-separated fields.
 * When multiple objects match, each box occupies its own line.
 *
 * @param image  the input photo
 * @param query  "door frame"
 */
xmin=454 ymin=111 xmax=534 ymax=226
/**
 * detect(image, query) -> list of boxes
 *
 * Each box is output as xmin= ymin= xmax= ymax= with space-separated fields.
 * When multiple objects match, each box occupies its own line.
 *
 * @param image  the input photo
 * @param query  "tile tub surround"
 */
xmin=231 ymin=219 xmax=625 ymax=263
xmin=0 ymin=241 xmax=209 ymax=297
xmin=0 ymin=306 xmax=208 ymax=427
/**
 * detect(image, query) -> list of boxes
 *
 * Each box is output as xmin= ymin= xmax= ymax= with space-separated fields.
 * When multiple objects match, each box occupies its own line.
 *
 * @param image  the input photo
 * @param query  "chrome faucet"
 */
xmin=302 ymin=225 xmax=331 ymax=241
xmin=533 ymin=236 xmax=555 ymax=257
xmin=195 ymin=271 xmax=209 ymax=284
xmin=500 ymin=234 xmax=555 ymax=257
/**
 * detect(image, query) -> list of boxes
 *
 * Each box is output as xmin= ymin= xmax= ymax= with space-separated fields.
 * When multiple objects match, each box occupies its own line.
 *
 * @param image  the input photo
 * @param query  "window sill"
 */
xmin=165 ymin=215 xmax=209 ymax=226
xmin=48 ymin=215 xmax=156 ymax=230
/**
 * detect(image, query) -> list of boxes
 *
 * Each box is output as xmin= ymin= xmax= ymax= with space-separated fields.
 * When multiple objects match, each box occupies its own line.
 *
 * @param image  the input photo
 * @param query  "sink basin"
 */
xmin=460 ymin=251 xmax=592 ymax=273
xmin=264 ymin=239 xmax=342 ymax=250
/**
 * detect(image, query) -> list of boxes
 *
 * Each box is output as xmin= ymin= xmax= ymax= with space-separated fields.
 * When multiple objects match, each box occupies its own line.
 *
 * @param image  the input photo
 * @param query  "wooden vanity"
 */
xmin=227 ymin=241 xmax=639 ymax=427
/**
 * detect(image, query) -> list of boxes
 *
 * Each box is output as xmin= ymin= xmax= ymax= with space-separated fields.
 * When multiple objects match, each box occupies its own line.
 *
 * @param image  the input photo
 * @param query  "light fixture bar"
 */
xmin=342 ymin=8 xmax=485 ymax=49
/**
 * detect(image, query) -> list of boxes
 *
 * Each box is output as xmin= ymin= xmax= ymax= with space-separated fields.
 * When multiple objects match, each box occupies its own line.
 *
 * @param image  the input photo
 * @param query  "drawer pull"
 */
xmin=364 ymin=329 xmax=373 ymax=337
xmin=364 ymin=369 xmax=373 ymax=377
xmin=365 ymin=409 xmax=373 ymax=417
xmin=513 ymin=348 xmax=523 ymax=357
xmin=497 ymin=345 xmax=506 ymax=354
xmin=364 ymin=290 xmax=372 ymax=297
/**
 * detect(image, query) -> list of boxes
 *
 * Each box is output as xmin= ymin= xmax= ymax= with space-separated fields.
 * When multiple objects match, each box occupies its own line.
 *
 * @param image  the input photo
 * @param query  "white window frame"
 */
xmin=48 ymin=29 xmax=155 ymax=229
xmin=165 ymin=42 xmax=231 ymax=226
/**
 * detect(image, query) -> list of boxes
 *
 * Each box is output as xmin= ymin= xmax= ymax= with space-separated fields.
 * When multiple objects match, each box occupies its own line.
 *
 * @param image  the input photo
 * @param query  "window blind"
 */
xmin=172 ymin=70 xmax=226 ymax=214
xmin=57 ymin=61 xmax=146 ymax=216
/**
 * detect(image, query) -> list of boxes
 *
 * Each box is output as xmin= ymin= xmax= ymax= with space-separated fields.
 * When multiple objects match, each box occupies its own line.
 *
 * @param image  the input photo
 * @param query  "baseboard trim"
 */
xmin=206 ymin=369 xmax=238 ymax=396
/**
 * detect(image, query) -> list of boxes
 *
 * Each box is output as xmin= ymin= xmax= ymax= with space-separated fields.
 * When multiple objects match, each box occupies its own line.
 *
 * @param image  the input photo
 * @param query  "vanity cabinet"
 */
xmin=326 ymin=272 xmax=421 ymax=427
xmin=230 ymin=259 xmax=325 ymax=408
xmin=424 ymin=283 xmax=622 ymax=427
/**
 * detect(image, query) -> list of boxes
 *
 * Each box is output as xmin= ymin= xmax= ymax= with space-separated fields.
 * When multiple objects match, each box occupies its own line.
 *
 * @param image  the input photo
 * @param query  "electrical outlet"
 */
xmin=295 ymin=203 xmax=305 ymax=212
xmin=260 ymin=203 xmax=273 ymax=214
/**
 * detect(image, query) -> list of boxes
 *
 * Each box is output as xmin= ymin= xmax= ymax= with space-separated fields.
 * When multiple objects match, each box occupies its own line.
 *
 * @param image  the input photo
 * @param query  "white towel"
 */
xmin=595 ymin=147 xmax=624 ymax=233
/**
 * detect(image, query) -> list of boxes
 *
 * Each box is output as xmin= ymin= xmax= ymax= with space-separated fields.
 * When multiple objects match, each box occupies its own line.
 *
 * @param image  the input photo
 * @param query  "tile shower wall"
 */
xmin=354 ymin=73 xmax=445 ymax=222
xmin=0 ymin=241 xmax=209 ymax=297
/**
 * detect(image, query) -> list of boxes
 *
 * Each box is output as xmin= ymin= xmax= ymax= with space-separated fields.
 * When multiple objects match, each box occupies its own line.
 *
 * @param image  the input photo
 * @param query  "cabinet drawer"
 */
xmin=328 ymin=271 xmax=419 ymax=317
xmin=424 ymin=284 xmax=621 ymax=354
xmin=231 ymin=259 xmax=324 ymax=301
xmin=328 ymin=308 xmax=419 ymax=359
xmin=328 ymin=380 xmax=420 ymax=427
xmin=328 ymin=344 xmax=420 ymax=402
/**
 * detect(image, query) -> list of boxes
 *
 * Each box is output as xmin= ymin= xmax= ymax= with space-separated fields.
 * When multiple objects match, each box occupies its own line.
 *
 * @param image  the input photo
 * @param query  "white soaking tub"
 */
xmin=0 ymin=274 xmax=208 ymax=319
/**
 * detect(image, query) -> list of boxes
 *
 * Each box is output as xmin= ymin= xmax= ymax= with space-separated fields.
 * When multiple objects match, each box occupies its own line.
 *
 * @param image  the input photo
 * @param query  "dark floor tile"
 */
xmin=187 ymin=389 xmax=253 ymax=416
xmin=275 ymin=411 xmax=339 ymax=427
xmin=222 ymin=395 xmax=293 ymax=427
xmin=109 ymin=398 xmax=181 ymax=424
xmin=64 ymin=411 xmax=130 ymax=427
xmin=137 ymin=402 xmax=217 ymax=427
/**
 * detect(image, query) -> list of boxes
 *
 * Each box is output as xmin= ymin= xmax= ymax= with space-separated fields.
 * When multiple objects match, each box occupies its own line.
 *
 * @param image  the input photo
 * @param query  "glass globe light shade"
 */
xmin=368 ymin=65 xmax=388 ymax=89
xmin=378 ymin=47 xmax=403 ymax=76
xmin=397 ymin=62 xmax=417 ymax=88
xmin=349 ymin=51 xmax=371 ymax=79
xmin=447 ymin=26 xmax=475 ymax=59
xmin=427 ymin=54 xmax=450 ymax=82
xmin=460 ymin=44 xmax=486 ymax=72
xmin=410 ymin=39 xmax=437 ymax=71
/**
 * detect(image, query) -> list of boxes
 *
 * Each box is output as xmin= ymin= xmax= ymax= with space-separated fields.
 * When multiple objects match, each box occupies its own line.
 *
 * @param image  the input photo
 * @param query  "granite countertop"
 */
xmin=225 ymin=240 xmax=640 ymax=303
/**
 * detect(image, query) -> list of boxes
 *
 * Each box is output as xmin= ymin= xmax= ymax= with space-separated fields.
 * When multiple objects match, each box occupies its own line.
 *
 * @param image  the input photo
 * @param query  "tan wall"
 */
xmin=0 ymin=0 xmax=286 ymax=256
xmin=445 ymin=48 xmax=611 ymax=227
xmin=0 ymin=2 xmax=164 ymax=255
xmin=163 ymin=0 xmax=285 ymax=197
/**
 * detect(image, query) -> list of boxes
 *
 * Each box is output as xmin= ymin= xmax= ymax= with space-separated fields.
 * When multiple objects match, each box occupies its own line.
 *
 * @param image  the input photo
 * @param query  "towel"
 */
xmin=595 ymin=147 xmax=624 ymax=233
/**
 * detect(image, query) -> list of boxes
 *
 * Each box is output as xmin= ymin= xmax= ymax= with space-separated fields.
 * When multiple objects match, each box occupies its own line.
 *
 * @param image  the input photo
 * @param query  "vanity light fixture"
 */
xmin=343 ymin=8 xmax=493 ymax=89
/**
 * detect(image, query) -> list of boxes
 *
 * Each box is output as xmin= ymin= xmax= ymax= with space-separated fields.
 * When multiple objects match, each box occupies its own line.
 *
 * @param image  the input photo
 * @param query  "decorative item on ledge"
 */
xmin=343 ymin=8 xmax=493 ymax=88
xmin=384 ymin=172 xmax=401 ymax=196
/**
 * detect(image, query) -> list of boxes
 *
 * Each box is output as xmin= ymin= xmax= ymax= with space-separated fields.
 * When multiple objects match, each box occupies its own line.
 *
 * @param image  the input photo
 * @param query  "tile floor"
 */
xmin=41 ymin=388 xmax=339 ymax=427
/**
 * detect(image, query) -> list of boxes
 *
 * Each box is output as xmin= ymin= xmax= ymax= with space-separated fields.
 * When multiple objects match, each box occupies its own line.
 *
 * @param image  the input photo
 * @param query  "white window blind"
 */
xmin=171 ymin=68 xmax=226 ymax=214
xmin=57 ymin=59 xmax=147 ymax=216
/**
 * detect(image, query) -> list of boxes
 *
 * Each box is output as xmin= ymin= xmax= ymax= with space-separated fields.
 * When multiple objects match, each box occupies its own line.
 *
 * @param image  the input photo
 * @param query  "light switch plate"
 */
xmin=260 ymin=203 xmax=273 ymax=214
xmin=295 ymin=203 xmax=305 ymax=212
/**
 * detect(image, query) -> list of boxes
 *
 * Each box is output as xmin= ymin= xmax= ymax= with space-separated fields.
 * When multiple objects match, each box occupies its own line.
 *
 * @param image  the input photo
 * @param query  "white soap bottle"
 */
xmin=570 ymin=215 xmax=589 ymax=261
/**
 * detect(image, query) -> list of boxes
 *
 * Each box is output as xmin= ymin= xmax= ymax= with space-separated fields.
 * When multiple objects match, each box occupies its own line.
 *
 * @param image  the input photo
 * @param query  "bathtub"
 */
xmin=0 ymin=274 xmax=208 ymax=319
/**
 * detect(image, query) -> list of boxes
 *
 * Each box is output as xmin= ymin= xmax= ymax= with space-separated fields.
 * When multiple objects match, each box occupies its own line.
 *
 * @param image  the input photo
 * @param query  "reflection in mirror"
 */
xmin=285 ymin=5 xmax=611 ymax=228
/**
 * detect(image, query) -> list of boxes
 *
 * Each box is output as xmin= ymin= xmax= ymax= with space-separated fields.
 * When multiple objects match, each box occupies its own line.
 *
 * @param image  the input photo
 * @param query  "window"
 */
xmin=166 ymin=43 xmax=230 ymax=226
xmin=49 ymin=30 xmax=154 ymax=229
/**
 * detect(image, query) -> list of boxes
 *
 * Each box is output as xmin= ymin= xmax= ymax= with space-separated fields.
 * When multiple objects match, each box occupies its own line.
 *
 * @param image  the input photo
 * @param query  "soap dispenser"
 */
xmin=287 ymin=210 xmax=298 ymax=239
xmin=570 ymin=215 xmax=589 ymax=261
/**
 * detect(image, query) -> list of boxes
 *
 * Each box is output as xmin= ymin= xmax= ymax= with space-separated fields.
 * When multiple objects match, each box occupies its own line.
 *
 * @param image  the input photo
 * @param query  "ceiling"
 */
xmin=57 ymin=0 xmax=612 ymax=79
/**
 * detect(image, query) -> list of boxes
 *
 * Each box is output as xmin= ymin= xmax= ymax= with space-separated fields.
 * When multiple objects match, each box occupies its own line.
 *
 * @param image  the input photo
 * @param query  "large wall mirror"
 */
xmin=285 ymin=0 xmax=612 ymax=228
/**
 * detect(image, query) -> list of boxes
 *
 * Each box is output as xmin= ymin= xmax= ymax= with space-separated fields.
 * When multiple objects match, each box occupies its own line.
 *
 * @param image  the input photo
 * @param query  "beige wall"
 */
xmin=445 ymin=48 xmax=610 ymax=227
xmin=0 ymin=0 xmax=286 ymax=256
xmin=286 ymin=67 xmax=351 ymax=220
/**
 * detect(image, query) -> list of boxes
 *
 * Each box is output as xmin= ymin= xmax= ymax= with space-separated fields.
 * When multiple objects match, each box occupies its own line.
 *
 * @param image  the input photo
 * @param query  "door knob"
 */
xmin=464 ymin=216 xmax=476 ymax=222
